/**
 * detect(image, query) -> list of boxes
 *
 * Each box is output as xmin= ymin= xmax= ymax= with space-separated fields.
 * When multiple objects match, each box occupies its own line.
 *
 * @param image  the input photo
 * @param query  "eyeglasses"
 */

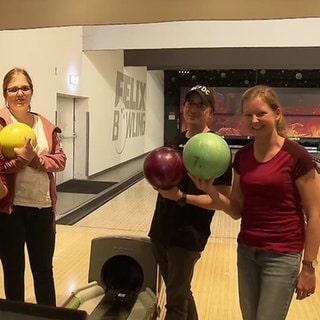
xmin=6 ymin=86 xmax=31 ymax=94
xmin=185 ymin=100 xmax=207 ymax=110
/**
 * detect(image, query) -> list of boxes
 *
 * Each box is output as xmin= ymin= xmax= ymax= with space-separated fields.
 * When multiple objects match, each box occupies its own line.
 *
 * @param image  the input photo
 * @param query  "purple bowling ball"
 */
xmin=143 ymin=147 xmax=185 ymax=190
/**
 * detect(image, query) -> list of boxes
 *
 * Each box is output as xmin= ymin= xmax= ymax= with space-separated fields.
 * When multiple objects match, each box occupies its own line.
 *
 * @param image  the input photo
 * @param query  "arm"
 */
xmin=183 ymin=184 xmax=231 ymax=210
xmin=156 ymin=186 xmax=218 ymax=210
xmin=28 ymin=132 xmax=66 ymax=172
xmin=295 ymin=168 xmax=320 ymax=300
xmin=189 ymin=172 xmax=243 ymax=219
xmin=0 ymin=153 xmax=8 ymax=199
xmin=4 ymin=137 xmax=36 ymax=173
xmin=156 ymin=175 xmax=233 ymax=212
xmin=0 ymin=178 xmax=7 ymax=199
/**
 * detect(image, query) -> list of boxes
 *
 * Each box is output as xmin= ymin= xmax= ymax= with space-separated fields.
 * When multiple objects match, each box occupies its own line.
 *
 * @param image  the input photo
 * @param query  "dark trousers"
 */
xmin=151 ymin=241 xmax=200 ymax=320
xmin=0 ymin=206 xmax=56 ymax=306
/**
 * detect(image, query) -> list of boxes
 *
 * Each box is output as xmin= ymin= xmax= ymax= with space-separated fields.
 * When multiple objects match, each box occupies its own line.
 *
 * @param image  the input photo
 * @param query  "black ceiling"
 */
xmin=164 ymin=69 xmax=320 ymax=88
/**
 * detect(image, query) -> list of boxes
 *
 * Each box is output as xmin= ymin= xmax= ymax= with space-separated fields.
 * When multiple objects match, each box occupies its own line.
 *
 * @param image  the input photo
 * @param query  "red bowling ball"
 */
xmin=143 ymin=147 xmax=185 ymax=190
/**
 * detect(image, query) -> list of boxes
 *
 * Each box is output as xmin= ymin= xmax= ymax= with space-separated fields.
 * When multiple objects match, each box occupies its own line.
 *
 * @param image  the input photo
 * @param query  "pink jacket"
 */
xmin=0 ymin=107 xmax=67 ymax=215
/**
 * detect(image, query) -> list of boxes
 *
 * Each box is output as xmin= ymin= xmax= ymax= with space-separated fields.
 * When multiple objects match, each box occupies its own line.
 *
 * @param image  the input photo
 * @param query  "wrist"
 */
xmin=302 ymin=259 xmax=318 ymax=271
xmin=176 ymin=191 xmax=187 ymax=206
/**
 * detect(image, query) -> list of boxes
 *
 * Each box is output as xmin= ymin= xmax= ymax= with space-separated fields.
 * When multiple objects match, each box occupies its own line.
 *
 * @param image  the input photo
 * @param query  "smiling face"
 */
xmin=242 ymin=96 xmax=281 ymax=139
xmin=4 ymin=73 xmax=33 ymax=113
xmin=3 ymin=69 xmax=33 ymax=115
xmin=183 ymin=92 xmax=213 ymax=129
xmin=240 ymin=85 xmax=287 ymax=139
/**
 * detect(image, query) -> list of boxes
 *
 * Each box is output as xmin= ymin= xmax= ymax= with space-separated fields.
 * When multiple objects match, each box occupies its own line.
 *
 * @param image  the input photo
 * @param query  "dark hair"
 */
xmin=2 ymin=67 xmax=34 ymax=98
xmin=240 ymin=85 xmax=287 ymax=137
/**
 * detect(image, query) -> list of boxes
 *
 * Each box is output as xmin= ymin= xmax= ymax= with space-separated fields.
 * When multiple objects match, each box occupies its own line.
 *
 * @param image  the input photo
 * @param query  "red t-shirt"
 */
xmin=233 ymin=139 xmax=316 ymax=252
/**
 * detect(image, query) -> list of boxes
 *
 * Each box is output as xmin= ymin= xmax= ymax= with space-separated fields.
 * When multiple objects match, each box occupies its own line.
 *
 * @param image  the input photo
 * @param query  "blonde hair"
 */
xmin=240 ymin=85 xmax=287 ymax=137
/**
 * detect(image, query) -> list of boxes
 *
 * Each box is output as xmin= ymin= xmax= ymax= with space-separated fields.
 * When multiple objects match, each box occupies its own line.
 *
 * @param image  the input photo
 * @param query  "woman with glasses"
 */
xmin=148 ymin=85 xmax=232 ymax=320
xmin=0 ymin=67 xmax=66 ymax=306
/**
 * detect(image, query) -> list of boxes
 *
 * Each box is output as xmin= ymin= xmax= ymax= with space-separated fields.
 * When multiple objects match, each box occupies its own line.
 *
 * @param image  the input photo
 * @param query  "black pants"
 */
xmin=151 ymin=241 xmax=200 ymax=320
xmin=0 ymin=206 xmax=56 ymax=306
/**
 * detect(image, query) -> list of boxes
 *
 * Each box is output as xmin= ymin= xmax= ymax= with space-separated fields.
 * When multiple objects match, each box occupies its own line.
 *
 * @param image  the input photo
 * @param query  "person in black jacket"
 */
xmin=148 ymin=85 xmax=232 ymax=320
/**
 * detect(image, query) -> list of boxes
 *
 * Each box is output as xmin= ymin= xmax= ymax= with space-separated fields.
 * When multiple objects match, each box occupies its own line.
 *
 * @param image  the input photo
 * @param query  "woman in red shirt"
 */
xmin=191 ymin=85 xmax=320 ymax=320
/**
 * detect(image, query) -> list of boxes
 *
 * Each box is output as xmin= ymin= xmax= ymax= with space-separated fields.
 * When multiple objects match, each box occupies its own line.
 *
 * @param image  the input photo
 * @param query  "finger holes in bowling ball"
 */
xmin=101 ymin=255 xmax=144 ymax=292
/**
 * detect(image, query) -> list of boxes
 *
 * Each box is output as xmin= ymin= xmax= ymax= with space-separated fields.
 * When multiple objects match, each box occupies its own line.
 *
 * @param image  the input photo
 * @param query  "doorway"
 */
xmin=55 ymin=94 xmax=88 ymax=186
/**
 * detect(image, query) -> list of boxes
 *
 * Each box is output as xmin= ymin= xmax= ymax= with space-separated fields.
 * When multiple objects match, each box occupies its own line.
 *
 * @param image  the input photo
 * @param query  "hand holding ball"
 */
xmin=0 ymin=122 xmax=37 ymax=159
xmin=183 ymin=132 xmax=231 ymax=179
xmin=143 ymin=147 xmax=185 ymax=190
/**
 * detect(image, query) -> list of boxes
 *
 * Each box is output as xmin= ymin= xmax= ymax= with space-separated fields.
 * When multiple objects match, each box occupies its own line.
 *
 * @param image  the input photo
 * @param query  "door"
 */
xmin=56 ymin=96 xmax=76 ymax=185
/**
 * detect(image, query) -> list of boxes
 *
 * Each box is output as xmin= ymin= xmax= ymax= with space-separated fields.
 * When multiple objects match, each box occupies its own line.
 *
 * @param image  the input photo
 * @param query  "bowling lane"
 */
xmin=75 ymin=179 xmax=157 ymax=232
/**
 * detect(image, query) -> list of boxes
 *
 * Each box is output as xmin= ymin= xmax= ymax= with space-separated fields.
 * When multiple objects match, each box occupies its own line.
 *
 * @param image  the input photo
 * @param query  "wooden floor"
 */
xmin=0 ymin=178 xmax=320 ymax=319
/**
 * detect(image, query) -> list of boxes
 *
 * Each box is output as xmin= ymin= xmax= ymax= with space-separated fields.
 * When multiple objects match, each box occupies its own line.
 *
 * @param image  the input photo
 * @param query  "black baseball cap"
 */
xmin=185 ymin=85 xmax=215 ymax=111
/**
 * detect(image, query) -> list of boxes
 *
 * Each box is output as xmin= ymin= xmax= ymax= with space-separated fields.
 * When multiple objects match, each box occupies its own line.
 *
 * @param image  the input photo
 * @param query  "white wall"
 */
xmin=83 ymin=18 xmax=320 ymax=50
xmin=145 ymin=71 xmax=164 ymax=151
xmin=81 ymin=50 xmax=164 ymax=175
xmin=0 ymin=27 xmax=83 ymax=121
xmin=0 ymin=26 xmax=164 ymax=177
xmin=81 ymin=50 xmax=123 ymax=174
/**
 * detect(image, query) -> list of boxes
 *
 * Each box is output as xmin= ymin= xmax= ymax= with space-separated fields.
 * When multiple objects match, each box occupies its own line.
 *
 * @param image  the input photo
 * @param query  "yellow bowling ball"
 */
xmin=0 ymin=122 xmax=37 ymax=159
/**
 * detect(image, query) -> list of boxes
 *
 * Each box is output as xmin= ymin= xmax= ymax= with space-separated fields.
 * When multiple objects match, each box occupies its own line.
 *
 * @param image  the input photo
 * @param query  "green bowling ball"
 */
xmin=183 ymin=132 xmax=231 ymax=179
